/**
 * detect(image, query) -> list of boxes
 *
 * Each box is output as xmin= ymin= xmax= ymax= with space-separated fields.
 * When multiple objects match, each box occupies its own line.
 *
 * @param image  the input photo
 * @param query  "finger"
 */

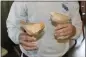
xmin=57 ymin=35 xmax=70 ymax=40
xmin=55 ymin=27 xmax=68 ymax=34
xmin=27 ymin=36 xmax=36 ymax=42
xmin=20 ymin=33 xmax=36 ymax=41
xmin=22 ymin=45 xmax=38 ymax=51
xmin=20 ymin=32 xmax=28 ymax=36
xmin=60 ymin=31 xmax=71 ymax=36
xmin=55 ymin=27 xmax=68 ymax=36
xmin=19 ymin=33 xmax=29 ymax=41
xmin=55 ymin=34 xmax=71 ymax=40
xmin=55 ymin=29 xmax=72 ymax=37
xmin=20 ymin=40 xmax=37 ymax=47
xmin=55 ymin=24 xmax=68 ymax=30
xmin=55 ymin=28 xmax=66 ymax=34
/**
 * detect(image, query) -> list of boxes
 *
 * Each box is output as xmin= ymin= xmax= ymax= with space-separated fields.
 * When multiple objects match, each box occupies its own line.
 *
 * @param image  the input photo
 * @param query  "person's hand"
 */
xmin=54 ymin=23 xmax=76 ymax=40
xmin=19 ymin=32 xmax=37 ymax=51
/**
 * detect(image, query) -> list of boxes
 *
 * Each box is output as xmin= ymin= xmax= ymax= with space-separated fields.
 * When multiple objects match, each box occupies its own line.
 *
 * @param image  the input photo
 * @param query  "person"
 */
xmin=6 ymin=1 xmax=82 ymax=57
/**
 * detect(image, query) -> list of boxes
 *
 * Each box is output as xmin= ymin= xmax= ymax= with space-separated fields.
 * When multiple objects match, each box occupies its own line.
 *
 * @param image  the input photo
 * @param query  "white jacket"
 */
xmin=6 ymin=1 xmax=82 ymax=57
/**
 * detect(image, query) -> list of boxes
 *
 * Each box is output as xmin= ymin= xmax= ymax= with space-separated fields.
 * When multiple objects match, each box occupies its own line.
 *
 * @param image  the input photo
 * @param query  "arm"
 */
xmin=67 ymin=2 xmax=82 ymax=39
xmin=6 ymin=2 xmax=37 ymax=51
xmin=6 ymin=2 xmax=28 ymax=44
xmin=54 ymin=2 xmax=82 ymax=42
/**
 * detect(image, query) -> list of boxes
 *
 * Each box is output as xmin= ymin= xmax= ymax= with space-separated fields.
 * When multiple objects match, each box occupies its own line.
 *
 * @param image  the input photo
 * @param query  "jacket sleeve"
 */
xmin=6 ymin=2 xmax=28 ymax=44
xmin=67 ymin=2 xmax=83 ymax=39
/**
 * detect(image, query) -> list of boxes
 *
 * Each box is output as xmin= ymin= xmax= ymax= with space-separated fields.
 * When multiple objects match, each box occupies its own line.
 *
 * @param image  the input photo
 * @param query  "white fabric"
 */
xmin=6 ymin=1 xmax=82 ymax=57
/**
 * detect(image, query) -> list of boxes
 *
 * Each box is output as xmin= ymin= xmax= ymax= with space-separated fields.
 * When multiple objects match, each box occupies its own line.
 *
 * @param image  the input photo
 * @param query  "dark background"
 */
xmin=1 ymin=1 xmax=14 ymax=52
xmin=1 ymin=1 xmax=20 ymax=57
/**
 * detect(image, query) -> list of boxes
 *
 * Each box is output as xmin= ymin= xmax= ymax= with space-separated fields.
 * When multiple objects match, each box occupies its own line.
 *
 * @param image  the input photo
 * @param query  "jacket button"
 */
xmin=81 ymin=5 xmax=85 ymax=7
xmin=82 ymin=12 xmax=86 ymax=15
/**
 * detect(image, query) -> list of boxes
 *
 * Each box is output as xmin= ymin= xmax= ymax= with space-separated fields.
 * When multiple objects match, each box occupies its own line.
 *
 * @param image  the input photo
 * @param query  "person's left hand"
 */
xmin=54 ymin=23 xmax=76 ymax=39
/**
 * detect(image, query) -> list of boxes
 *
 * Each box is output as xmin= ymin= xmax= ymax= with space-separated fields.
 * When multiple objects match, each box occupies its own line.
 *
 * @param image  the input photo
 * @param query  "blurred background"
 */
xmin=1 ymin=1 xmax=86 ymax=57
xmin=1 ymin=1 xmax=20 ymax=57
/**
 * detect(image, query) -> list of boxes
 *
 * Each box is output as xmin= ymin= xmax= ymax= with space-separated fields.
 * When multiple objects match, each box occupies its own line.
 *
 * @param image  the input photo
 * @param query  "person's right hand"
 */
xmin=19 ymin=32 xmax=37 ymax=51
